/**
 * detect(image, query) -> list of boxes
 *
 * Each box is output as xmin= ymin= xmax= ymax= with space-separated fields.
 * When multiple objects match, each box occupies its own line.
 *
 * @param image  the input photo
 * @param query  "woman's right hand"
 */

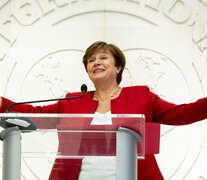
xmin=0 ymin=96 xmax=2 ymax=109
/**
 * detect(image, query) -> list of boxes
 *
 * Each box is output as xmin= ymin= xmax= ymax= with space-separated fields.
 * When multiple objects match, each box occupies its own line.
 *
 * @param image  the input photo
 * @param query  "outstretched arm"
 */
xmin=0 ymin=96 xmax=61 ymax=128
xmin=152 ymin=94 xmax=207 ymax=125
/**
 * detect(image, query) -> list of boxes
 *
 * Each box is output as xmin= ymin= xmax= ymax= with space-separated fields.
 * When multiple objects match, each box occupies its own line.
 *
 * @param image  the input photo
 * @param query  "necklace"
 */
xmin=93 ymin=86 xmax=122 ymax=101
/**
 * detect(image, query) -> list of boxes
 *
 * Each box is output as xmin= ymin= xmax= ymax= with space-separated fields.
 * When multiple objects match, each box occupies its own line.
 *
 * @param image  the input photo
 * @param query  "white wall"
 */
xmin=0 ymin=0 xmax=207 ymax=179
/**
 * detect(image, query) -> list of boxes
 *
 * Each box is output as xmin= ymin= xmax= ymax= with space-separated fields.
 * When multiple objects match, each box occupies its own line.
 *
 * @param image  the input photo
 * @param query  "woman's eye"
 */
xmin=101 ymin=56 xmax=107 ymax=60
xmin=88 ymin=59 xmax=94 ymax=63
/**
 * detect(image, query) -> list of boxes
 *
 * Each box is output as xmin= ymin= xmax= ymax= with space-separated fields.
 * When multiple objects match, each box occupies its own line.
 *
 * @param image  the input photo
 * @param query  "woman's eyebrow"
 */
xmin=88 ymin=51 xmax=109 ymax=59
xmin=99 ymin=51 xmax=109 ymax=55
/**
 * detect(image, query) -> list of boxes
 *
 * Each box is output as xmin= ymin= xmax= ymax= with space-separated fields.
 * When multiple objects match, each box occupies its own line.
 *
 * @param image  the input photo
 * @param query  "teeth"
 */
xmin=94 ymin=69 xmax=104 ymax=73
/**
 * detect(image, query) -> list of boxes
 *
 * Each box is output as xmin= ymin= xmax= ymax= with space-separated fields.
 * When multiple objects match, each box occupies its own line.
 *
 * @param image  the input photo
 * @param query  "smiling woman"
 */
xmin=82 ymin=41 xmax=126 ymax=85
xmin=86 ymin=50 xmax=120 ymax=83
xmin=0 ymin=41 xmax=207 ymax=180
xmin=82 ymin=41 xmax=125 ymax=114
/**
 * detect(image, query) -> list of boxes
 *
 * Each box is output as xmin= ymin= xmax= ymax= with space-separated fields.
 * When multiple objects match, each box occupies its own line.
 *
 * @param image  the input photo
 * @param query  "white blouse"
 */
xmin=78 ymin=111 xmax=116 ymax=180
xmin=90 ymin=111 xmax=112 ymax=125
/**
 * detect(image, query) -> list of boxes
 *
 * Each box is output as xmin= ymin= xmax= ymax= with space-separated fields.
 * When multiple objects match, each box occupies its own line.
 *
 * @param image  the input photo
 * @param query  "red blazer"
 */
xmin=1 ymin=86 xmax=207 ymax=180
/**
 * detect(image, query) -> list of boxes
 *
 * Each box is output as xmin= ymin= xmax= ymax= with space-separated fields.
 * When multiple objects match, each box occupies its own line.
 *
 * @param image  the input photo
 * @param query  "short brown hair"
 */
xmin=82 ymin=41 xmax=126 ymax=84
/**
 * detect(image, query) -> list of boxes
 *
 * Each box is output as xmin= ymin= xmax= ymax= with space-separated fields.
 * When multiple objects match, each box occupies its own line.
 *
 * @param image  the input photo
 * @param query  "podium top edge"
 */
xmin=0 ymin=113 xmax=145 ymax=118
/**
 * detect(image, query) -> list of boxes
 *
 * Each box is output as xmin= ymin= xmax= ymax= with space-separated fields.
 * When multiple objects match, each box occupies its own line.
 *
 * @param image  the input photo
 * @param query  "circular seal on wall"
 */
xmin=0 ymin=0 xmax=207 ymax=179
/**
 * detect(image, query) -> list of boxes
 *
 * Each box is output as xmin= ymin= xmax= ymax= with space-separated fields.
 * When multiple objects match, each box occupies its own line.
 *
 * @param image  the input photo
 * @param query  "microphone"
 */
xmin=0 ymin=84 xmax=88 ymax=131
xmin=81 ymin=84 xmax=87 ymax=94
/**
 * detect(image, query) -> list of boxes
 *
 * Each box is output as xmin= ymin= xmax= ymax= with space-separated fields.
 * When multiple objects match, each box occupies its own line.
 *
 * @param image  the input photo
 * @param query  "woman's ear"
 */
xmin=116 ymin=66 xmax=122 ymax=74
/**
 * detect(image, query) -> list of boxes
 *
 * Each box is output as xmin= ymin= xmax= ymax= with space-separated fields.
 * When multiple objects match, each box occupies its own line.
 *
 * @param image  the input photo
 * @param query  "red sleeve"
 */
xmin=0 ymin=97 xmax=13 ymax=112
xmin=151 ymin=92 xmax=207 ymax=125
xmin=0 ymin=97 xmax=64 ymax=129
xmin=0 ymin=96 xmax=61 ymax=113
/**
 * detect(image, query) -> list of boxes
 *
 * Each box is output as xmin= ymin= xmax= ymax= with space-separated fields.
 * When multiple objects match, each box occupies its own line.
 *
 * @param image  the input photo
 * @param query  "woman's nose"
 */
xmin=94 ymin=59 xmax=101 ymax=66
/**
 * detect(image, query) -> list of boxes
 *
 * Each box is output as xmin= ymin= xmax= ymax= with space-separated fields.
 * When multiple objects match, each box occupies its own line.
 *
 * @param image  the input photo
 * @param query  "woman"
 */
xmin=0 ymin=41 xmax=207 ymax=180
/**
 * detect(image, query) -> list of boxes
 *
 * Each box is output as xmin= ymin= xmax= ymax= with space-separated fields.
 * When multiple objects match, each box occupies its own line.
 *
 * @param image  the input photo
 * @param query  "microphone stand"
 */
xmin=0 ymin=84 xmax=87 ymax=180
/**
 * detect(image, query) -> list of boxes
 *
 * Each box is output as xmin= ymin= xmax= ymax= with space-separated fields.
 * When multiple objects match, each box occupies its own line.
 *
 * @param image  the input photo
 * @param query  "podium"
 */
xmin=0 ymin=113 xmax=160 ymax=180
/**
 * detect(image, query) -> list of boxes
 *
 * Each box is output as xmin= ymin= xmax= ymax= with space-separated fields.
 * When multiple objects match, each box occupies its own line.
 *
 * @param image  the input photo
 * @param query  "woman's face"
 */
xmin=86 ymin=49 xmax=121 ymax=85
